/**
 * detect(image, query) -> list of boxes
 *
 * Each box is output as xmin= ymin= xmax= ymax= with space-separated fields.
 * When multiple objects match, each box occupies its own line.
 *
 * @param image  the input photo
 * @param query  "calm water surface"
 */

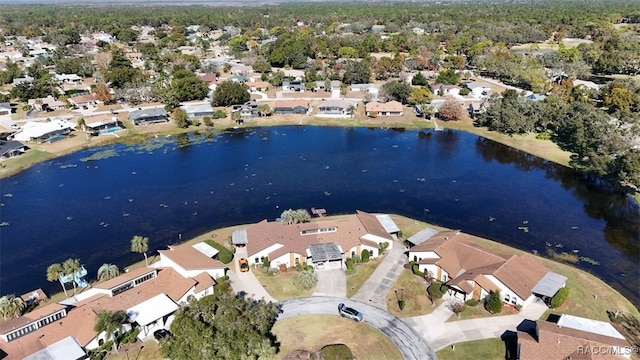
xmin=0 ymin=127 xmax=638 ymax=305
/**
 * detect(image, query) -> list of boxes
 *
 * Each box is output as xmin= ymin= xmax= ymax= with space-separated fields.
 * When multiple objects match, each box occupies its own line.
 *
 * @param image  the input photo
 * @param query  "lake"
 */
xmin=0 ymin=126 xmax=638 ymax=305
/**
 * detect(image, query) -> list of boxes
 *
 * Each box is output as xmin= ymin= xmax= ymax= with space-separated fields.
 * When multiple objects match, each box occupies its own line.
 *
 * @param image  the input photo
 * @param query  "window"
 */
xmin=260 ymin=256 xmax=265 ymax=263
xmin=504 ymin=294 xmax=510 ymax=302
xmin=511 ymin=298 xmax=517 ymax=305
xmin=413 ymin=255 xmax=417 ymax=262
xmin=295 ymin=258 xmax=300 ymax=265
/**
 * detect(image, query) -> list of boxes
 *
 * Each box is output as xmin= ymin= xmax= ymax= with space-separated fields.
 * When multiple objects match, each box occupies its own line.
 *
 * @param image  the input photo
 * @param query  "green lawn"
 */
xmin=273 ymin=315 xmax=402 ymax=360
xmin=386 ymin=270 xmax=441 ymax=318
xmin=446 ymin=303 xmax=512 ymax=322
xmin=346 ymin=260 xmax=382 ymax=298
xmin=436 ymin=338 xmax=506 ymax=360
xmin=252 ymin=268 xmax=314 ymax=301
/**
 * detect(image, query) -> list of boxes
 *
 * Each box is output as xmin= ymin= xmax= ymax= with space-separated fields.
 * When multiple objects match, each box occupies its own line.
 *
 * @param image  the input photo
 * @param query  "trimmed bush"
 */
xmin=345 ymin=258 xmax=354 ymax=271
xmin=550 ymin=287 xmax=570 ymax=308
xmin=427 ymin=282 xmax=445 ymax=299
xmin=263 ymin=256 xmax=270 ymax=268
xmin=361 ymin=249 xmax=370 ymax=262
xmin=351 ymin=255 xmax=361 ymax=263
xmin=485 ymin=290 xmax=503 ymax=314
xmin=459 ymin=88 xmax=471 ymax=96
xmin=465 ymin=299 xmax=479 ymax=307
xmin=411 ymin=263 xmax=424 ymax=277
xmin=321 ymin=344 xmax=354 ymax=359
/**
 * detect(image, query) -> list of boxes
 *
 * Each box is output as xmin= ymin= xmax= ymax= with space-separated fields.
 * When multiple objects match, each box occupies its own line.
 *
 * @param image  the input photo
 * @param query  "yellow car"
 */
xmin=239 ymin=258 xmax=250 ymax=272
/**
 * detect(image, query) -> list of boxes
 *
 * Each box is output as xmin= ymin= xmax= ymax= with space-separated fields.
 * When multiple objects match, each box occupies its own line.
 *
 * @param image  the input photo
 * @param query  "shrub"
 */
xmin=465 ymin=299 xmax=479 ymax=307
xmin=550 ymin=287 xmax=570 ymax=308
xmin=412 ymin=263 xmax=424 ymax=277
xmin=351 ymin=255 xmax=361 ymax=263
xmin=459 ymin=87 xmax=471 ymax=96
xmin=321 ymin=344 xmax=354 ymax=359
xmin=428 ymin=282 xmax=445 ymax=299
xmin=536 ymin=132 xmax=552 ymax=140
xmin=203 ymin=116 xmax=213 ymax=126
xmin=485 ymin=290 xmax=503 ymax=314
xmin=447 ymin=300 xmax=466 ymax=317
xmin=345 ymin=258 xmax=354 ymax=271
xmin=263 ymin=256 xmax=270 ymax=268
xmin=212 ymin=109 xmax=227 ymax=119
xmin=361 ymin=249 xmax=370 ymax=262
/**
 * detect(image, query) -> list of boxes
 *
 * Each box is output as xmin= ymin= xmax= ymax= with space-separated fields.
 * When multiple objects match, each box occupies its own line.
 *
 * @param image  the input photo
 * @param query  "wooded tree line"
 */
xmin=160 ymin=292 xmax=280 ymax=359
xmin=476 ymin=81 xmax=640 ymax=190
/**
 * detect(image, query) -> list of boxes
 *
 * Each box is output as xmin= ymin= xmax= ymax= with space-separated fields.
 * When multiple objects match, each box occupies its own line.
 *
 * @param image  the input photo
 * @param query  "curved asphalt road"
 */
xmin=278 ymin=296 xmax=437 ymax=360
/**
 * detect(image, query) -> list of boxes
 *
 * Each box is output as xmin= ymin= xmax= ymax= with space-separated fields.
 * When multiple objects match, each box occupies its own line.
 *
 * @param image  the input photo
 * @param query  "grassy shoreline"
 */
xmin=38 ymin=214 xmax=639 ymax=319
xmin=0 ymin=112 xmax=573 ymax=180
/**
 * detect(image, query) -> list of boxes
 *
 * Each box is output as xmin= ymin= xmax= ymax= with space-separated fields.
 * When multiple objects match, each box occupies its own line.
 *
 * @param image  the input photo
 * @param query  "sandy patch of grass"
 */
xmin=273 ymin=315 xmax=402 ymax=360
xmin=252 ymin=268 xmax=314 ymax=301
xmin=346 ymin=260 xmax=383 ymax=298
xmin=386 ymin=270 xmax=439 ymax=318
xmin=436 ymin=338 xmax=505 ymax=360
xmin=104 ymin=340 xmax=162 ymax=360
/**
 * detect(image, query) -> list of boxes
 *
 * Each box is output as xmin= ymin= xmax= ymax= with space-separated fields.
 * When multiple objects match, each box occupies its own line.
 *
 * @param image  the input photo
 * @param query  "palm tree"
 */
xmin=0 ymin=294 xmax=26 ymax=320
xmin=294 ymin=209 xmax=311 ymax=223
xmin=46 ymin=263 xmax=68 ymax=297
xmin=97 ymin=263 xmax=120 ymax=281
xmin=93 ymin=310 xmax=128 ymax=350
xmin=280 ymin=209 xmax=295 ymax=225
xmin=298 ymin=269 xmax=318 ymax=290
xmin=63 ymin=258 xmax=81 ymax=295
xmin=131 ymin=235 xmax=149 ymax=266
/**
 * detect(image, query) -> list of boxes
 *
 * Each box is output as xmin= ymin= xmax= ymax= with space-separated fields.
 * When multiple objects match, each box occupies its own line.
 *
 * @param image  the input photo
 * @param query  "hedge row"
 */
xmin=205 ymin=240 xmax=234 ymax=264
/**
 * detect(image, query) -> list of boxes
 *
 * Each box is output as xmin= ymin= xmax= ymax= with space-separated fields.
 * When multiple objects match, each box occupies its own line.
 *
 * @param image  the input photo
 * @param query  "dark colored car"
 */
xmin=153 ymin=329 xmax=172 ymax=341
xmin=338 ymin=303 xmax=363 ymax=322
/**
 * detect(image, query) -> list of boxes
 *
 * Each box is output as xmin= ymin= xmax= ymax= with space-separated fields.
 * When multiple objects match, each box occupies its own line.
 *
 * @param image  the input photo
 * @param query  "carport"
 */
xmin=307 ymin=243 xmax=343 ymax=270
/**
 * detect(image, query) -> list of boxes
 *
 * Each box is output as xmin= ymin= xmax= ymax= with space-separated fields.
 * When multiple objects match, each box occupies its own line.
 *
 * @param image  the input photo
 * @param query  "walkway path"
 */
xmin=407 ymin=295 xmax=548 ymax=350
xmin=351 ymin=245 xmax=407 ymax=310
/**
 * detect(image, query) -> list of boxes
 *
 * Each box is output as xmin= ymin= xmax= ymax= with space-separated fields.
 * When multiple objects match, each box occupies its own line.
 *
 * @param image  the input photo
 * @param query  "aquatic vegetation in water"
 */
xmin=81 ymin=149 xmax=119 ymax=162
xmin=0 ymin=222 xmax=9 ymax=227
xmin=66 ymin=216 xmax=73 ymax=220
xmin=59 ymin=164 xmax=77 ymax=169
xmin=580 ymin=256 xmax=600 ymax=265
xmin=3 ymin=193 xmax=13 ymax=198
xmin=518 ymin=226 xmax=529 ymax=232
xmin=324 ymin=191 xmax=331 ymax=196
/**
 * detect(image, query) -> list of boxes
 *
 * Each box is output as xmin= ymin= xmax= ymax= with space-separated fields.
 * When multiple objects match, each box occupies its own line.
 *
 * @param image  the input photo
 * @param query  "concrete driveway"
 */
xmin=313 ymin=268 xmax=346 ymax=297
xmin=228 ymin=246 xmax=277 ymax=303
xmin=279 ymin=296 xmax=437 ymax=360
xmin=351 ymin=245 xmax=407 ymax=310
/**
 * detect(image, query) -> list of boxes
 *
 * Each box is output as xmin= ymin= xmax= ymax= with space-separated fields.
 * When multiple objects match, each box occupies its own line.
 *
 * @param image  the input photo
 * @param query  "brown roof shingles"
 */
xmin=159 ymin=245 xmax=227 ymax=271
xmin=493 ymin=254 xmax=548 ymax=299
xmin=518 ymin=320 xmax=629 ymax=360
xmin=245 ymin=212 xmax=392 ymax=261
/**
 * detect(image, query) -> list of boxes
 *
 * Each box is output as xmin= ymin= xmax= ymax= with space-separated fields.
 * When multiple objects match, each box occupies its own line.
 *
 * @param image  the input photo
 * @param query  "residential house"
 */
xmin=273 ymin=100 xmax=309 ymax=115
xmin=462 ymin=81 xmax=492 ymax=98
xmin=517 ymin=315 xmax=631 ymax=359
xmin=365 ymin=101 xmax=404 ymax=117
xmin=156 ymin=243 xmax=227 ymax=280
xmin=237 ymin=210 xmax=397 ymax=270
xmin=526 ymin=93 xmax=547 ymax=102
xmin=13 ymin=120 xmax=73 ymax=143
xmin=232 ymin=100 xmax=259 ymax=118
xmin=246 ymin=81 xmax=269 ymax=92
xmin=282 ymin=81 xmax=305 ymax=92
xmin=129 ymin=108 xmax=168 ymax=125
xmin=0 ymin=140 xmax=25 ymax=159
xmin=68 ymin=94 xmax=97 ymax=109
xmin=54 ymin=74 xmax=83 ymax=84
xmin=467 ymin=100 xmax=488 ymax=119
xmin=316 ymin=100 xmax=355 ymax=118
xmin=430 ymin=83 xmax=461 ymax=96
xmin=198 ymin=73 xmax=220 ymax=93
xmin=83 ymin=114 xmax=121 ymax=136
xmin=28 ymin=96 xmax=67 ymax=111
xmin=371 ymin=25 xmax=385 ymax=34
xmin=408 ymin=229 xmax=566 ymax=307
xmin=414 ymin=99 xmax=451 ymax=119
xmin=228 ymin=74 xmax=248 ymax=83
xmin=0 ymin=254 xmax=220 ymax=360
xmin=181 ymin=103 xmax=214 ymax=119
xmin=350 ymin=83 xmax=380 ymax=100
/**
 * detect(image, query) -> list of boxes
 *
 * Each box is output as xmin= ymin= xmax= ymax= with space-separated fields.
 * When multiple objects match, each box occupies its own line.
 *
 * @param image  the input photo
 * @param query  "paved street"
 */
xmin=279 ymin=296 xmax=438 ymax=360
